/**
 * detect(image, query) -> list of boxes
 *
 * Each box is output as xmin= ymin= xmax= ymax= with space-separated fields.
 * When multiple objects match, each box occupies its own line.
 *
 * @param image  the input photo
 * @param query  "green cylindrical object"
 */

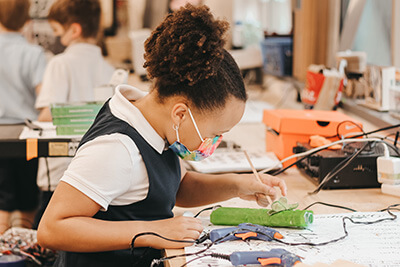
xmin=210 ymin=207 xmax=313 ymax=228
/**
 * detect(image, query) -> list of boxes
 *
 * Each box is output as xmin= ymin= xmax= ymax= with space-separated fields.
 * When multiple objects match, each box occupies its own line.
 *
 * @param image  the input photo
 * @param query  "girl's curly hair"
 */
xmin=144 ymin=4 xmax=247 ymax=111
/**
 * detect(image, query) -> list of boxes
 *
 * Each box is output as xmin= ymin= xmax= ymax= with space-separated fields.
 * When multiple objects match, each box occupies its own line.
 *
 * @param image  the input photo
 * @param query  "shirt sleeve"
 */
xmin=61 ymin=134 xmax=141 ymax=211
xmin=35 ymin=56 xmax=70 ymax=109
xmin=29 ymin=47 xmax=47 ymax=90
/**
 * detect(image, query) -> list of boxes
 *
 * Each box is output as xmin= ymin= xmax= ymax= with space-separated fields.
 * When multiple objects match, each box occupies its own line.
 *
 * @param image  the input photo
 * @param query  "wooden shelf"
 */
xmin=341 ymin=98 xmax=400 ymax=128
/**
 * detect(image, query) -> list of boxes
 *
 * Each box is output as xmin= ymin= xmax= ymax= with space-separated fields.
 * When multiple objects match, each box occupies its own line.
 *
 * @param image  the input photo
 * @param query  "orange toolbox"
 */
xmin=262 ymin=109 xmax=363 ymax=168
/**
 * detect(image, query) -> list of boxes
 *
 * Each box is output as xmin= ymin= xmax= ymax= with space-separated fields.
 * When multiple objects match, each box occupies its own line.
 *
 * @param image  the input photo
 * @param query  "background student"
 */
xmin=37 ymin=4 xmax=287 ymax=266
xmin=33 ymin=0 xmax=115 ymax=228
xmin=0 ymin=0 xmax=47 ymax=233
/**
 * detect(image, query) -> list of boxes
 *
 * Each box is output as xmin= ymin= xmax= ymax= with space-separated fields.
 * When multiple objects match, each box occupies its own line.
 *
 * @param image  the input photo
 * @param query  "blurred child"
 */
xmin=33 ymin=0 xmax=115 ymax=228
xmin=0 ymin=0 xmax=47 ymax=233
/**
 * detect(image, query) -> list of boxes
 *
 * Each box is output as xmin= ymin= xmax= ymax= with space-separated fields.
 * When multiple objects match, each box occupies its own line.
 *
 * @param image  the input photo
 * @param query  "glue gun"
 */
xmin=209 ymin=223 xmax=283 ymax=243
xmin=223 ymin=248 xmax=301 ymax=266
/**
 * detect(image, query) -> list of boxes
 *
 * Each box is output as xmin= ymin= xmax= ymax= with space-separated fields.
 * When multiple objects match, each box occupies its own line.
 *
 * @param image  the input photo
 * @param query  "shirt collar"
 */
xmin=64 ymin=43 xmax=101 ymax=54
xmin=109 ymin=84 xmax=167 ymax=154
xmin=0 ymin=32 xmax=25 ymax=42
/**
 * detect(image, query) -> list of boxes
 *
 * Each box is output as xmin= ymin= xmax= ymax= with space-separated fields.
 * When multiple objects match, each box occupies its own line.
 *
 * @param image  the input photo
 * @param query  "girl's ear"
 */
xmin=69 ymin=22 xmax=82 ymax=39
xmin=170 ymin=103 xmax=189 ymax=127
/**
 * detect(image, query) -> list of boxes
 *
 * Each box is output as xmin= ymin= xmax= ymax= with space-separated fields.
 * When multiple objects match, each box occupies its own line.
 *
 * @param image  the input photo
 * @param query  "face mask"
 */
xmin=169 ymin=109 xmax=223 ymax=161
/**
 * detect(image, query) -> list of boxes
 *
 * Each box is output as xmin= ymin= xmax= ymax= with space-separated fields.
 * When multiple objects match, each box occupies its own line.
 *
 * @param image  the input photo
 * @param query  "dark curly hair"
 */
xmin=48 ymin=0 xmax=101 ymax=39
xmin=144 ymin=4 xmax=247 ymax=111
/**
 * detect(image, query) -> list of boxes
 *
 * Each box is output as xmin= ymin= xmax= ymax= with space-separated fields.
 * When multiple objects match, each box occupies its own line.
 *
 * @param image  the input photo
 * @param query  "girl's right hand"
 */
xmin=138 ymin=216 xmax=203 ymax=249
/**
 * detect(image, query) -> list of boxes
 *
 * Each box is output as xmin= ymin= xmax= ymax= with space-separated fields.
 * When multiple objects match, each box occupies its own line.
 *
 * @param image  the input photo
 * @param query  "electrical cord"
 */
xmin=302 ymin=202 xmax=357 ymax=212
xmin=343 ymin=124 xmax=400 ymax=140
xmin=44 ymin=157 xmax=51 ymax=192
xmin=193 ymin=205 xmax=221 ymax=218
xmin=261 ymin=122 xmax=400 ymax=175
xmin=182 ymin=203 xmax=399 ymax=266
xmin=331 ymin=120 xmax=366 ymax=139
xmin=380 ymin=140 xmax=400 ymax=156
xmin=147 ymin=228 xmax=247 ymax=266
xmin=260 ymin=137 xmax=386 ymax=174
xmin=131 ymin=232 xmax=199 ymax=267
xmin=263 ymin=137 xmax=400 ymax=177
xmin=328 ymin=122 xmax=400 ymax=140
xmin=179 ymin=206 xmax=398 ymax=266
xmin=130 ymin=232 xmax=196 ymax=251
xmin=378 ymin=134 xmax=400 ymax=151
xmin=262 ymin=138 xmax=386 ymax=175
xmin=139 ymin=203 xmax=399 ymax=267
xmin=309 ymin=142 xmax=372 ymax=194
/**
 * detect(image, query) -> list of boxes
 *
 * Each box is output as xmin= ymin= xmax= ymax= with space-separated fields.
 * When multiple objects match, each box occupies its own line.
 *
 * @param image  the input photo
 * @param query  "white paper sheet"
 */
xmin=185 ymin=212 xmax=400 ymax=266
xmin=19 ymin=121 xmax=82 ymax=140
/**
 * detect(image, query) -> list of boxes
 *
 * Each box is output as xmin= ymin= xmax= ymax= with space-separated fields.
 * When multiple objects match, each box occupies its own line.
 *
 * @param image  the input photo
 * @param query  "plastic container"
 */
xmin=260 ymin=37 xmax=293 ymax=76
xmin=0 ymin=255 xmax=25 ymax=267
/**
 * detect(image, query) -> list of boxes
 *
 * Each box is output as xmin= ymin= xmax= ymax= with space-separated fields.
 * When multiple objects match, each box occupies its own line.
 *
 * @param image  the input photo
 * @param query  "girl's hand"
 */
xmin=140 ymin=216 xmax=203 ymax=249
xmin=235 ymin=173 xmax=287 ymax=206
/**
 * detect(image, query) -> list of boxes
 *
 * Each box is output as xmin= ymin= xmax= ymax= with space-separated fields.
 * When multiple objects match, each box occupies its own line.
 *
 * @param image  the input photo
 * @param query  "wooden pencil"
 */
xmin=243 ymin=150 xmax=273 ymax=206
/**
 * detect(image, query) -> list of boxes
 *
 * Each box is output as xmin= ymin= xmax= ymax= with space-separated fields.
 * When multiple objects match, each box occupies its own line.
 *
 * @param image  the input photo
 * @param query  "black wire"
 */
xmin=147 ymin=203 xmax=400 ymax=266
xmin=271 ymin=148 xmax=321 ymax=176
xmin=147 ymin=229 xmax=242 ymax=266
xmin=350 ymin=123 xmax=400 ymax=139
xmin=309 ymin=142 xmax=371 ymax=194
xmin=193 ymin=205 xmax=221 ymax=218
xmin=131 ymin=232 xmax=199 ymax=267
xmin=287 ymin=123 xmax=400 ymax=179
xmin=395 ymin=131 xmax=399 ymax=147
xmin=179 ymin=254 xmax=212 ymax=267
xmin=329 ymin=120 xmax=366 ymax=139
xmin=247 ymin=206 xmax=397 ymax=247
xmin=378 ymin=203 xmax=400 ymax=212
xmin=272 ymin=140 xmax=368 ymax=176
xmin=381 ymin=140 xmax=400 ymax=156
xmin=130 ymin=232 xmax=195 ymax=252
xmin=302 ymin=202 xmax=357 ymax=212
xmin=45 ymin=157 xmax=51 ymax=192
xmin=270 ymin=121 xmax=400 ymax=175
xmin=272 ymin=138 xmax=400 ymax=178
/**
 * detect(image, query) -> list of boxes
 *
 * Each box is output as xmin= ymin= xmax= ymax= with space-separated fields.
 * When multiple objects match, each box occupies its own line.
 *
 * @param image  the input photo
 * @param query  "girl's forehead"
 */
xmin=198 ymin=99 xmax=245 ymax=129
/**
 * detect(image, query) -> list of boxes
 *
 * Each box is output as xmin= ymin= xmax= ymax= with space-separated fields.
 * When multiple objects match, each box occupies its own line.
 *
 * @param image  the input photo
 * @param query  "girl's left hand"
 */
xmin=235 ymin=173 xmax=287 ymax=206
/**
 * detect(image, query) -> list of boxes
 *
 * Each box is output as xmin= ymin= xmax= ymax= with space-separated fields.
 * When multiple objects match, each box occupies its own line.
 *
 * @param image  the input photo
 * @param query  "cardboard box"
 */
xmin=262 ymin=109 xmax=363 ymax=167
xmin=360 ymin=66 xmax=396 ymax=111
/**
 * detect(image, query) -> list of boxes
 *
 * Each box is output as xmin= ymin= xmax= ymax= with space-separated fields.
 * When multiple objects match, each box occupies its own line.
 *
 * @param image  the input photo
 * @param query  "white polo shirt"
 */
xmin=61 ymin=85 xmax=186 ymax=211
xmin=35 ymin=43 xmax=115 ymax=108
xmin=35 ymin=43 xmax=115 ymax=191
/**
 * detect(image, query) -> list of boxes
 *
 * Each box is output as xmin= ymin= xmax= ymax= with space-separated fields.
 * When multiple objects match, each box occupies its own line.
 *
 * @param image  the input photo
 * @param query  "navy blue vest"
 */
xmin=55 ymin=101 xmax=181 ymax=267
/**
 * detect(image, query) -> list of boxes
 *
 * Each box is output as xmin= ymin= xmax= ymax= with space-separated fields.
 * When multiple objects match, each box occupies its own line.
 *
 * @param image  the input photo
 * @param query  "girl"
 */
xmin=37 ymin=4 xmax=287 ymax=266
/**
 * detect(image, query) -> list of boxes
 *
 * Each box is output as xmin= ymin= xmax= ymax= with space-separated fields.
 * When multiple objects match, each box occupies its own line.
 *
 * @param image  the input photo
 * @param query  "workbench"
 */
xmin=0 ymin=124 xmax=80 ymax=159
xmin=164 ymin=122 xmax=400 ymax=267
